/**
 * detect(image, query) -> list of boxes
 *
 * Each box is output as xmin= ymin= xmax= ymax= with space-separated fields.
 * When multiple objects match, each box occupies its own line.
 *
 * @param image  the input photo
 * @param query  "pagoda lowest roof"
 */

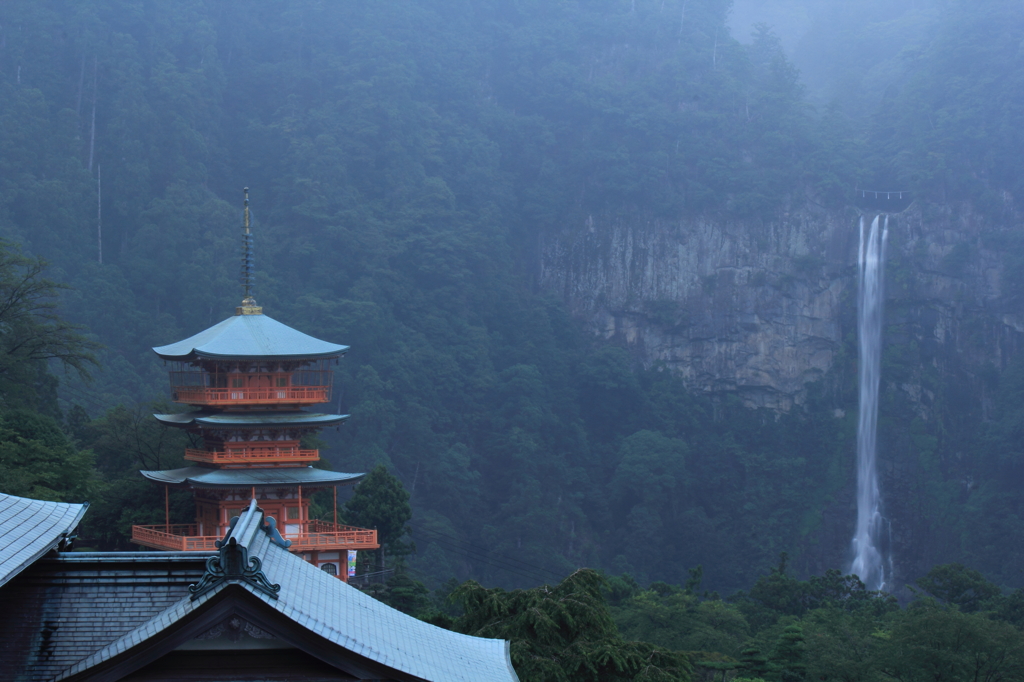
xmin=140 ymin=466 xmax=364 ymax=489
xmin=153 ymin=312 xmax=349 ymax=361
xmin=154 ymin=410 xmax=349 ymax=428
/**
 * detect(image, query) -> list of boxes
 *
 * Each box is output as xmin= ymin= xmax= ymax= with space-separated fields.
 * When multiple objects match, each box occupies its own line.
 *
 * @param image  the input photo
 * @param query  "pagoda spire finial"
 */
xmin=237 ymin=187 xmax=262 ymax=315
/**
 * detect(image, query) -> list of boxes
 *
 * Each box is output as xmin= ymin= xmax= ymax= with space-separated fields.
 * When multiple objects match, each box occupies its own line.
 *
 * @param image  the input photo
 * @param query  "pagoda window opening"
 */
xmin=166 ymin=359 xmax=335 ymax=406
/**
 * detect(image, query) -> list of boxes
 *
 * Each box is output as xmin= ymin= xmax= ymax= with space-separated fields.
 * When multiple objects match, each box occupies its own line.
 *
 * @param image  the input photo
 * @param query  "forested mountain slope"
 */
xmin=1 ymin=0 xmax=1023 ymax=596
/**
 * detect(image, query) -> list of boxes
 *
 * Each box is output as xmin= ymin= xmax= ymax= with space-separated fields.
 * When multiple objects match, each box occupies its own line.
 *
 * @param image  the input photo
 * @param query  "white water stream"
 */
xmin=850 ymin=215 xmax=892 ymax=591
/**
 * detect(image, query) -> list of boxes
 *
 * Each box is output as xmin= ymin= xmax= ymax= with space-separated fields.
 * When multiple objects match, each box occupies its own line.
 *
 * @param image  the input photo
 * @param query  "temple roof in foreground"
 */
xmin=0 ymin=552 xmax=208 ymax=682
xmin=0 ymin=493 xmax=87 ymax=588
xmin=0 ymin=500 xmax=520 ymax=682
xmin=153 ymin=313 xmax=349 ymax=361
xmin=154 ymin=410 xmax=349 ymax=429
xmin=139 ymin=466 xmax=364 ymax=489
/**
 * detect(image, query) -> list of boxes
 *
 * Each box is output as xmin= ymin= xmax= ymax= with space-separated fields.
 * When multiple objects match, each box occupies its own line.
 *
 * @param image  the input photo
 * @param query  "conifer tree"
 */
xmin=343 ymin=464 xmax=413 ymax=570
xmin=773 ymin=624 xmax=807 ymax=682
xmin=738 ymin=644 xmax=770 ymax=680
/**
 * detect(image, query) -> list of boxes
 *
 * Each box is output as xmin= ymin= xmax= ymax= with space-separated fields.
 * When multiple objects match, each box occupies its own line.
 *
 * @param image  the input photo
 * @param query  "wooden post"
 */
xmin=164 ymin=486 xmax=169 ymax=527
xmin=298 ymin=485 xmax=303 ymax=532
xmin=333 ymin=486 xmax=338 ymax=528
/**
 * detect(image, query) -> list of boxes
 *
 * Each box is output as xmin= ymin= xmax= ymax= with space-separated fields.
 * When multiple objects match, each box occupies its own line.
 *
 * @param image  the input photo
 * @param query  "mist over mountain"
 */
xmin=1 ymin=0 xmax=1023 ymax=608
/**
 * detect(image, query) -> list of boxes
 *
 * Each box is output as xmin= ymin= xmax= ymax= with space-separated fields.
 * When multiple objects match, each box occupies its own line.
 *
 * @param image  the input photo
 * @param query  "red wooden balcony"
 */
xmin=288 ymin=521 xmax=379 ymax=551
xmin=184 ymin=446 xmax=320 ymax=467
xmin=131 ymin=521 xmax=379 ymax=553
xmin=172 ymin=385 xmax=330 ymax=407
xmin=168 ymin=369 xmax=333 ymax=407
xmin=131 ymin=524 xmax=221 ymax=551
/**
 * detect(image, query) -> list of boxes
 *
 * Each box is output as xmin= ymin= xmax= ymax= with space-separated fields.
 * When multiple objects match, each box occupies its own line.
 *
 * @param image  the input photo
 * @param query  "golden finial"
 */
xmin=237 ymin=187 xmax=262 ymax=315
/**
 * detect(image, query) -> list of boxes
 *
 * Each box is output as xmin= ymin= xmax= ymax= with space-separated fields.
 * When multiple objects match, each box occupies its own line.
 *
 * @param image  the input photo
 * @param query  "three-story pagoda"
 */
xmin=131 ymin=189 xmax=378 ymax=580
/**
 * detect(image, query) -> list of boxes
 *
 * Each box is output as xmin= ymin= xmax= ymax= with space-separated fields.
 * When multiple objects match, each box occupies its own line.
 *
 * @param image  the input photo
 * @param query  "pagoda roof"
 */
xmin=139 ymin=466 xmax=364 ymax=489
xmin=154 ymin=410 xmax=349 ymax=429
xmin=0 ymin=493 xmax=88 ymax=588
xmin=153 ymin=312 xmax=349 ymax=361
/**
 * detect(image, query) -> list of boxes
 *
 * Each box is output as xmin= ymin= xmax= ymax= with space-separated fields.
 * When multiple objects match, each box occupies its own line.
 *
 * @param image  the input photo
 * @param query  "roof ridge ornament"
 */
xmin=188 ymin=501 xmax=280 ymax=601
xmin=237 ymin=187 xmax=263 ymax=316
xmin=261 ymin=515 xmax=293 ymax=549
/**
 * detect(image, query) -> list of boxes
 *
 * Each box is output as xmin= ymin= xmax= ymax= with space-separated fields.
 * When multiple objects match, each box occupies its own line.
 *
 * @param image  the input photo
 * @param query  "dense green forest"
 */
xmin=2 ymin=0 xmax=1024 ymax=621
xmin=440 ymin=561 xmax=1024 ymax=681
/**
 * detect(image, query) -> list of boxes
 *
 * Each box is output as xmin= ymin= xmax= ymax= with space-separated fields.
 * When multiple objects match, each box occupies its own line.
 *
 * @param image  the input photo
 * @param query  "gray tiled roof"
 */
xmin=153 ymin=313 xmax=349 ymax=361
xmin=58 ymin=505 xmax=520 ymax=682
xmin=139 ymin=465 xmax=365 ymax=489
xmin=0 ymin=552 xmax=208 ymax=682
xmin=0 ymin=493 xmax=88 ymax=588
xmin=153 ymin=410 xmax=349 ymax=428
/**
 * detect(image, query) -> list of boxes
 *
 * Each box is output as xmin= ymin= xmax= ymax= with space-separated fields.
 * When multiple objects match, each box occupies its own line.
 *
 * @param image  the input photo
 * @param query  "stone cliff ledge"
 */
xmin=540 ymin=205 xmax=1019 ymax=410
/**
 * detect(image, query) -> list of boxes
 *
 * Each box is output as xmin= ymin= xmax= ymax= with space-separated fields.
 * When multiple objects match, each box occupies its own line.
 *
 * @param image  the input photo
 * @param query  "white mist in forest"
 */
xmin=850 ymin=214 xmax=892 ymax=591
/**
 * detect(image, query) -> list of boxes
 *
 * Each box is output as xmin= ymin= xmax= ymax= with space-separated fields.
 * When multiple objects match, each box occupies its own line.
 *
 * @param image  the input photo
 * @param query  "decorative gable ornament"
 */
xmin=188 ymin=512 xmax=281 ymax=601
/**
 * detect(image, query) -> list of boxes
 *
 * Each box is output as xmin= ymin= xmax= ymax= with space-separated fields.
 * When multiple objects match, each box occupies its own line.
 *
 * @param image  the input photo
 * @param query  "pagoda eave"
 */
xmin=153 ymin=411 xmax=350 ymax=429
xmin=140 ymin=466 xmax=365 ymax=489
xmin=152 ymin=313 xmax=349 ymax=361
xmin=159 ymin=349 xmax=348 ymax=362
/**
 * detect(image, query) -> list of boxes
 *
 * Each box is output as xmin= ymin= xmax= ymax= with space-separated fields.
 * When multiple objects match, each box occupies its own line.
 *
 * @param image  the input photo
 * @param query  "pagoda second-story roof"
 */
xmin=153 ymin=312 xmax=349 ymax=361
xmin=154 ymin=410 xmax=349 ymax=429
xmin=139 ymin=466 xmax=364 ymax=489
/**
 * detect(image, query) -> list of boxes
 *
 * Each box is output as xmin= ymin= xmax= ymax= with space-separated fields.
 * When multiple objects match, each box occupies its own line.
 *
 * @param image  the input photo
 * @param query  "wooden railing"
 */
xmin=290 ymin=521 xmax=379 ymax=550
xmin=131 ymin=522 xmax=378 ymax=553
xmin=131 ymin=524 xmax=221 ymax=552
xmin=184 ymin=447 xmax=320 ymax=466
xmin=172 ymin=385 xmax=330 ymax=406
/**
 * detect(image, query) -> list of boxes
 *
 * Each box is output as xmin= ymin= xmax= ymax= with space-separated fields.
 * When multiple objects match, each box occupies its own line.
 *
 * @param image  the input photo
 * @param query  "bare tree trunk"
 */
xmin=97 ymin=164 xmax=102 ymax=264
xmin=75 ymin=55 xmax=86 ymax=118
xmin=88 ymin=57 xmax=97 ymax=173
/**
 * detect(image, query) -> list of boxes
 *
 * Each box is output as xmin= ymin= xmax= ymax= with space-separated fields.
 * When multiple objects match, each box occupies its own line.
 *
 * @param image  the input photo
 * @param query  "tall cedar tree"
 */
xmin=343 ymin=464 xmax=412 ymax=570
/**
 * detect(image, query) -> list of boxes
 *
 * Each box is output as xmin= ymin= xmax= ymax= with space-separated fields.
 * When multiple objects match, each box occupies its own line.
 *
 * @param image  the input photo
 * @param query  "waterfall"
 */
xmin=850 ymin=215 xmax=891 ymax=591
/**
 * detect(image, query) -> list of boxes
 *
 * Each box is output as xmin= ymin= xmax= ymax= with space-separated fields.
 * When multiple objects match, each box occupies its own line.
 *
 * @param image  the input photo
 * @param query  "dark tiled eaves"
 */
xmin=0 ymin=493 xmax=88 ymax=588
xmin=0 ymin=552 xmax=206 ymax=682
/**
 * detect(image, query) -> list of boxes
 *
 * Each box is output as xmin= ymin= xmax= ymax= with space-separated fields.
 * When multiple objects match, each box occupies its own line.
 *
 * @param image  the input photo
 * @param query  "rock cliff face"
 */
xmin=542 ymin=202 xmax=1024 ymax=588
xmin=540 ymin=204 xmax=1021 ymax=412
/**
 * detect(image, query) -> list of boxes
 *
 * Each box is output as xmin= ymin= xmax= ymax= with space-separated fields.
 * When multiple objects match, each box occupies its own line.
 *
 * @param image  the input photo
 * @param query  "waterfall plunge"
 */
xmin=850 ymin=215 xmax=892 ymax=591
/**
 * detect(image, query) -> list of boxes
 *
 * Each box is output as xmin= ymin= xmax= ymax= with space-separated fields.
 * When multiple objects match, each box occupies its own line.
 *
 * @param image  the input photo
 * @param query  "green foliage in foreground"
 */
xmin=452 ymin=569 xmax=693 ymax=682
xmin=374 ymin=559 xmax=1024 ymax=682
